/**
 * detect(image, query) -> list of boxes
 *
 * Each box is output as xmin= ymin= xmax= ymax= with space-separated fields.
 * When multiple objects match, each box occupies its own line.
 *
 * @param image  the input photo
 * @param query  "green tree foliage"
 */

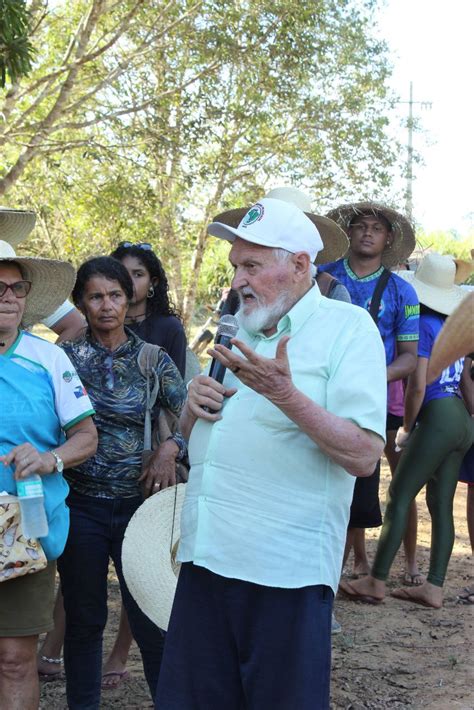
xmin=0 ymin=0 xmax=35 ymax=87
xmin=2 ymin=0 xmax=400 ymax=324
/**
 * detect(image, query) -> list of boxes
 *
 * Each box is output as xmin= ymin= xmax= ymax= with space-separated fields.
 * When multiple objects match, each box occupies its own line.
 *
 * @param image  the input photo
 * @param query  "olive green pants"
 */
xmin=372 ymin=397 xmax=474 ymax=587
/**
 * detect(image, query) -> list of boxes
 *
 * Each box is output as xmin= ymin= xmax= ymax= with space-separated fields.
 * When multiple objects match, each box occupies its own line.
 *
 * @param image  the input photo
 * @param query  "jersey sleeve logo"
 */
xmin=62 ymin=370 xmax=79 ymax=383
xmin=73 ymin=385 xmax=88 ymax=399
xmin=404 ymin=304 xmax=420 ymax=319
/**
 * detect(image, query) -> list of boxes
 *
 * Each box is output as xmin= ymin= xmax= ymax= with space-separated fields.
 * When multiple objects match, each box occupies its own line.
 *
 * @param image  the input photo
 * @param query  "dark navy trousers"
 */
xmin=155 ymin=562 xmax=333 ymax=710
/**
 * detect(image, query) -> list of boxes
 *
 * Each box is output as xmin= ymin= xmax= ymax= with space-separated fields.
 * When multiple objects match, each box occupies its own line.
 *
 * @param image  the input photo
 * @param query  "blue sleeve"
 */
xmin=318 ymin=261 xmax=337 ymax=275
xmin=395 ymin=279 xmax=419 ymax=342
xmin=418 ymin=317 xmax=435 ymax=358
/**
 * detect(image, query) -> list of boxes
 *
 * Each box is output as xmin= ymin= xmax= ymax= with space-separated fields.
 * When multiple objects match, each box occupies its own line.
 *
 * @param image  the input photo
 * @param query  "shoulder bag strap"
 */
xmin=316 ymin=271 xmax=337 ymax=297
xmin=369 ymin=268 xmax=391 ymax=325
xmin=138 ymin=343 xmax=161 ymax=450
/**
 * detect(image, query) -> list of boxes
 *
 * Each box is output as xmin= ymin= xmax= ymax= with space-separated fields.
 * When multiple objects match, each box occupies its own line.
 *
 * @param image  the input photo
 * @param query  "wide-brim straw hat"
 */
xmin=326 ymin=202 xmax=416 ymax=268
xmin=0 ymin=207 xmax=36 ymax=246
xmin=427 ymin=292 xmax=474 ymax=382
xmin=452 ymin=250 xmax=474 ymax=284
xmin=122 ymin=483 xmax=186 ymax=631
xmin=213 ymin=186 xmax=349 ymax=265
xmin=0 ymin=240 xmax=76 ymax=327
xmin=396 ymin=252 xmax=467 ymax=316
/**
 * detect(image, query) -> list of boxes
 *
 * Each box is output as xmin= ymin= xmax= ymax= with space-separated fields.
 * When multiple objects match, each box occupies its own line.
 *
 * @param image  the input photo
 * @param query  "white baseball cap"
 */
xmin=207 ymin=197 xmax=324 ymax=261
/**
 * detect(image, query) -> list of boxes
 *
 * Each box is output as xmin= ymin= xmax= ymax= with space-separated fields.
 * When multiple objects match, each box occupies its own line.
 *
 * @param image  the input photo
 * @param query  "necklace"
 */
xmin=125 ymin=312 xmax=147 ymax=323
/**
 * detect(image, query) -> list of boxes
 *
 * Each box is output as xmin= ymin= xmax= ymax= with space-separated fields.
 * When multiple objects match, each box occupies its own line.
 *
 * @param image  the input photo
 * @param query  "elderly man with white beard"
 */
xmin=155 ymin=197 xmax=388 ymax=710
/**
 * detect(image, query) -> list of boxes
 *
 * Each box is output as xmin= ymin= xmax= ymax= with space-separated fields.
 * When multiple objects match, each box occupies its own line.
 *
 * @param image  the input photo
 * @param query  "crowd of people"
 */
xmin=0 ymin=194 xmax=472 ymax=709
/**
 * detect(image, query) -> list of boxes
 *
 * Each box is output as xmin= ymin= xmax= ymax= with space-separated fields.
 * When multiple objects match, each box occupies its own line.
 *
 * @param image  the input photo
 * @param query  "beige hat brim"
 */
xmin=0 ymin=209 xmax=36 ymax=247
xmin=212 ymin=208 xmax=348 ymax=265
xmin=326 ymin=202 xmax=416 ymax=268
xmin=0 ymin=251 xmax=76 ymax=327
xmin=427 ymin=292 xmax=474 ymax=382
xmin=397 ymin=270 xmax=467 ymax=316
xmin=122 ymin=483 xmax=186 ymax=631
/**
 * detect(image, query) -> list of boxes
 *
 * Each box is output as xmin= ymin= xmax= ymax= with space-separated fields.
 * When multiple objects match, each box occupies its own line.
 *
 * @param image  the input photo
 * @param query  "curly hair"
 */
xmin=72 ymin=256 xmax=134 ymax=307
xmin=110 ymin=244 xmax=181 ymax=319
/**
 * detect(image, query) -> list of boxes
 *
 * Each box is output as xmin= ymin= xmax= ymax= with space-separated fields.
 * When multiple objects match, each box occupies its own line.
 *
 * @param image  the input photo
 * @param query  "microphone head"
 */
xmin=216 ymin=314 xmax=239 ymax=339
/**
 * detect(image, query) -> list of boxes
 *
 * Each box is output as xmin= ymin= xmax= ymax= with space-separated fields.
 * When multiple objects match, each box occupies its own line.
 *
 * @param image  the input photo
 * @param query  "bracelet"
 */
xmin=41 ymin=655 xmax=63 ymax=665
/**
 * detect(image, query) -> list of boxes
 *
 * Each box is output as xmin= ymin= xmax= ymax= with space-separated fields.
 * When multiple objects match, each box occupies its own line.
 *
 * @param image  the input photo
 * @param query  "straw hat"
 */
xmin=427 ymin=292 xmax=474 ymax=382
xmin=326 ymin=202 xmax=416 ymax=268
xmin=450 ymin=250 xmax=474 ymax=284
xmin=0 ymin=240 xmax=76 ymax=327
xmin=212 ymin=187 xmax=348 ymax=265
xmin=0 ymin=207 xmax=36 ymax=246
xmin=122 ymin=483 xmax=186 ymax=631
xmin=397 ymin=252 xmax=467 ymax=316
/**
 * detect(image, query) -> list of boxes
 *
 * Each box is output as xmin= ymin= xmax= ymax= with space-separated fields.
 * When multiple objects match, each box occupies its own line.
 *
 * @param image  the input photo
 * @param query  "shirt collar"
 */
xmin=83 ymin=326 xmax=142 ymax=356
xmin=344 ymin=258 xmax=384 ymax=282
xmin=2 ymin=329 xmax=23 ymax=357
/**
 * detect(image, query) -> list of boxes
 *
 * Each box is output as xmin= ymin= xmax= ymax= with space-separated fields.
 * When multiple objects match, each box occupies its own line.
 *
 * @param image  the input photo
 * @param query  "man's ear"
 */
xmin=293 ymin=252 xmax=312 ymax=278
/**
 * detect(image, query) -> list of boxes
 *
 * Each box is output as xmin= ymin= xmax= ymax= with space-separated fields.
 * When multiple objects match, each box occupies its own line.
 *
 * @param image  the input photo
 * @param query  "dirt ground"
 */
xmin=39 ymin=460 xmax=474 ymax=709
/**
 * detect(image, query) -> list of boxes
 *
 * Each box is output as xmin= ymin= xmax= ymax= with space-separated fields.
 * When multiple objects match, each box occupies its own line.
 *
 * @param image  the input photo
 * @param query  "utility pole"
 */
xmin=399 ymin=82 xmax=432 ymax=222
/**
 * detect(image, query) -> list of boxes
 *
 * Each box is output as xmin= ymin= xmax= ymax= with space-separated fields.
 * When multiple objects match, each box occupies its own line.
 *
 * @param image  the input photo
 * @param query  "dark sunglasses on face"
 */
xmin=0 ymin=280 xmax=32 ymax=298
xmin=117 ymin=241 xmax=152 ymax=251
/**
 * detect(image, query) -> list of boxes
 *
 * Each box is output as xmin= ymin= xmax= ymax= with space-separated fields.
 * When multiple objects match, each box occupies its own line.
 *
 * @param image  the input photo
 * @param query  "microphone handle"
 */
xmin=202 ymin=334 xmax=235 ymax=412
xmin=208 ymin=334 xmax=234 ymax=383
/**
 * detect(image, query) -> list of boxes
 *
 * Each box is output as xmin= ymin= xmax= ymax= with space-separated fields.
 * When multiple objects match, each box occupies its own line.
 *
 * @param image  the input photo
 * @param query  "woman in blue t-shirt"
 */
xmin=339 ymin=253 xmax=474 ymax=608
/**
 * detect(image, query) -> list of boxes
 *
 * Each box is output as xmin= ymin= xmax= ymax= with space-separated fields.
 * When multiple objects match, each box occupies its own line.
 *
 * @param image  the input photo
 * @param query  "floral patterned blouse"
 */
xmin=61 ymin=328 xmax=187 ymax=498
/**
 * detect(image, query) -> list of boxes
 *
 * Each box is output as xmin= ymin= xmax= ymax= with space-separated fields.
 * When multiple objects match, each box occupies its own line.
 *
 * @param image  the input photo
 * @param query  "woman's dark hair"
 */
xmin=72 ymin=256 xmax=134 ymax=307
xmin=420 ymin=303 xmax=446 ymax=319
xmin=110 ymin=244 xmax=181 ymax=320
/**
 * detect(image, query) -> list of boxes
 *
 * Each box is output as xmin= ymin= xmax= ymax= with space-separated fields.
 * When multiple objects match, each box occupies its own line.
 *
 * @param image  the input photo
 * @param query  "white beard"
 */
xmin=237 ymin=291 xmax=292 ymax=335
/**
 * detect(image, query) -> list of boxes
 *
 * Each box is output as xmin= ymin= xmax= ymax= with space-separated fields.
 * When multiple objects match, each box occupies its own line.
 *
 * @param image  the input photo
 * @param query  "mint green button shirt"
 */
xmin=178 ymin=285 xmax=387 ymax=593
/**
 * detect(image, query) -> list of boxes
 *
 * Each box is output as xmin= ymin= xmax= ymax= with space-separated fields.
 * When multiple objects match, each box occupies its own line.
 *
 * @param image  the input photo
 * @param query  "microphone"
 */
xmin=208 ymin=314 xmax=240 ymax=385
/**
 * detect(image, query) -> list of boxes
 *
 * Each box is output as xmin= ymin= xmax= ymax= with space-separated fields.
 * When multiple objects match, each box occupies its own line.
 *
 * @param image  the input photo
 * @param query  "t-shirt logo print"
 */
xmin=365 ymin=297 xmax=386 ymax=317
xmin=242 ymin=203 xmax=264 ymax=227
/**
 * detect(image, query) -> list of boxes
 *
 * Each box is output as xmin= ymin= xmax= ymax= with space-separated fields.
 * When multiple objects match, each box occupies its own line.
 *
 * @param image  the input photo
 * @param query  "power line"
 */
xmin=398 ymin=82 xmax=432 ymax=222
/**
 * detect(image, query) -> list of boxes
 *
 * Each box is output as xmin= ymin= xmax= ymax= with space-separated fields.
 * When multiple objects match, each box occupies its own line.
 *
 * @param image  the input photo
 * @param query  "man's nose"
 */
xmin=231 ymin=268 xmax=247 ymax=290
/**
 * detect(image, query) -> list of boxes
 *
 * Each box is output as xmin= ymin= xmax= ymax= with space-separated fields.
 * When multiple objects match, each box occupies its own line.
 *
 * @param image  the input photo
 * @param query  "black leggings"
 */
xmin=372 ymin=397 xmax=474 ymax=587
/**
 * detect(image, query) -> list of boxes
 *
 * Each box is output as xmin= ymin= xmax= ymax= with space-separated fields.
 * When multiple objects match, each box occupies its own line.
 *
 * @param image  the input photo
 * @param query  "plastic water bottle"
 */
xmin=16 ymin=475 xmax=49 ymax=539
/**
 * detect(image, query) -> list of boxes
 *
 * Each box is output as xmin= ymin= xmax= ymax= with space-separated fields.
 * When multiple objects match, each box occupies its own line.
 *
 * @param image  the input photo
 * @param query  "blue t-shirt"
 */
xmin=319 ymin=259 xmax=419 ymax=367
xmin=418 ymin=313 xmax=464 ymax=405
xmin=0 ymin=331 xmax=94 ymax=559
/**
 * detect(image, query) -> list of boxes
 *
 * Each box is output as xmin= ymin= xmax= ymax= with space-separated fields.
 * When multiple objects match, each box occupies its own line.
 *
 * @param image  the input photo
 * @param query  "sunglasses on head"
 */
xmin=0 ymin=280 xmax=32 ymax=298
xmin=117 ymin=241 xmax=152 ymax=251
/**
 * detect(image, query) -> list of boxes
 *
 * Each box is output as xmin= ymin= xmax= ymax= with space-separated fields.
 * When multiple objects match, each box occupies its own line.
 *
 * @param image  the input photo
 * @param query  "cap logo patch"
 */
xmin=242 ymin=203 xmax=264 ymax=227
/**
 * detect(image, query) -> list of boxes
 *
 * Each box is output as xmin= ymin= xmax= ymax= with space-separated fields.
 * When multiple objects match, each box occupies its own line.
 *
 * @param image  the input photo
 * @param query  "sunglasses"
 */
xmin=0 ymin=280 xmax=32 ymax=298
xmin=117 ymin=241 xmax=152 ymax=251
